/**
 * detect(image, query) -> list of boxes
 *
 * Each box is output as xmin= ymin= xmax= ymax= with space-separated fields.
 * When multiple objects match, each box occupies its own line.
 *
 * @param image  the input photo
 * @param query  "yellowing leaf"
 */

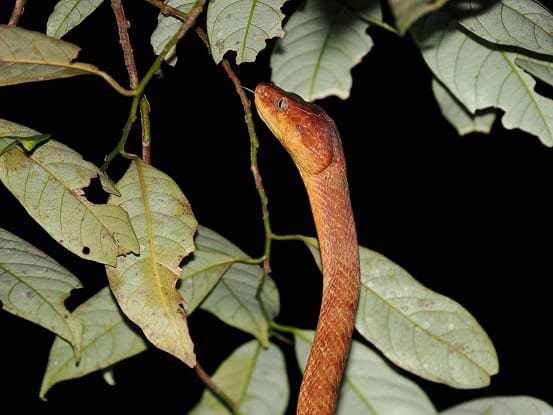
xmin=206 ymin=0 xmax=286 ymax=64
xmin=106 ymin=160 xmax=198 ymax=366
xmin=0 ymin=138 xmax=139 ymax=265
xmin=189 ymin=341 xmax=288 ymax=415
xmin=39 ymin=286 xmax=147 ymax=399
xmin=0 ymin=228 xmax=83 ymax=359
xmin=271 ymin=0 xmax=373 ymax=100
xmin=304 ymin=237 xmax=498 ymax=389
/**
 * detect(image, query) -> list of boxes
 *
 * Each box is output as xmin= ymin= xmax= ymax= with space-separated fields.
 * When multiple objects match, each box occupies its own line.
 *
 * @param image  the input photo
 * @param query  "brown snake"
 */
xmin=255 ymin=83 xmax=361 ymax=415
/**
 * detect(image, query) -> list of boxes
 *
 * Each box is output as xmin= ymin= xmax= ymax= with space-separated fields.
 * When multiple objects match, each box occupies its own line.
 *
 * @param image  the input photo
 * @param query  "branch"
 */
xmin=8 ymin=0 xmax=26 ymax=26
xmin=111 ymin=0 xmax=140 ymax=89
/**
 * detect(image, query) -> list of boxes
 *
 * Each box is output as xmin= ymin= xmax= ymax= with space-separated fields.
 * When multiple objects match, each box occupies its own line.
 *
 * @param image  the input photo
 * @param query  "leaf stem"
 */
xmin=103 ymin=0 xmax=207 ymax=170
xmin=8 ymin=0 xmax=26 ymax=26
xmin=140 ymin=96 xmax=152 ymax=163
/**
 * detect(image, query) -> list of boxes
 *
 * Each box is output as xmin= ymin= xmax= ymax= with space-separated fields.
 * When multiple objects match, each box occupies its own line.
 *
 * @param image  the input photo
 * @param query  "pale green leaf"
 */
xmin=303 ymin=237 xmax=498 ymax=388
xmin=387 ymin=0 xmax=448 ymax=34
xmin=412 ymin=11 xmax=553 ymax=147
xmin=47 ymin=0 xmax=105 ymax=39
xmin=102 ymin=367 xmax=116 ymax=386
xmin=0 ymin=139 xmax=139 ymax=265
xmin=0 ymin=228 xmax=83 ymax=358
xmin=151 ymin=0 xmax=195 ymax=66
xmin=294 ymin=330 xmax=437 ymax=415
xmin=432 ymin=78 xmax=497 ymax=135
xmin=0 ymin=25 xmax=107 ymax=87
xmin=196 ymin=231 xmax=280 ymax=346
xmin=270 ymin=0 xmax=373 ymax=101
xmin=440 ymin=396 xmax=553 ymax=415
xmin=106 ymin=160 xmax=198 ymax=366
xmin=189 ymin=340 xmax=288 ymax=415
xmin=345 ymin=0 xmax=383 ymax=22
xmin=451 ymin=0 xmax=553 ymax=56
xmin=516 ymin=55 xmax=553 ymax=87
xmin=206 ymin=0 xmax=286 ymax=64
xmin=0 ymin=118 xmax=50 ymax=152
xmin=39 ymin=286 xmax=148 ymax=399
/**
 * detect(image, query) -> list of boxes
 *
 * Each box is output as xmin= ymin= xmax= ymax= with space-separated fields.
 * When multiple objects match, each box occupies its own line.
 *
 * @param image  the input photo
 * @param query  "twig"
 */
xmin=194 ymin=363 xmax=243 ymax=414
xmin=140 ymin=96 xmax=151 ymax=163
xmin=103 ymin=0 xmax=207 ymax=170
xmin=111 ymin=0 xmax=140 ymax=89
xmin=8 ymin=0 xmax=26 ymax=26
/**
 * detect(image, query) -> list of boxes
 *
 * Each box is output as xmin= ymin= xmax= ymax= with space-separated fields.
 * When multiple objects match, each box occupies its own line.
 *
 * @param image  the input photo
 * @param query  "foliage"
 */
xmin=1 ymin=0 xmax=553 ymax=413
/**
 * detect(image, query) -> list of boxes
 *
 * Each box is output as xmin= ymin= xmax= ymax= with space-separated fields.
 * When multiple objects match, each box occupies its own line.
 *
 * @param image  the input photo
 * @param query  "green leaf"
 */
xmin=270 ymin=0 xmax=373 ymax=101
xmin=189 ymin=340 xmax=289 ymax=415
xmin=206 ymin=0 xmax=286 ymax=64
xmin=151 ymin=0 xmax=195 ymax=66
xmin=0 ymin=228 xmax=83 ymax=359
xmin=106 ymin=160 xmax=198 ymax=366
xmin=0 ymin=139 xmax=139 ymax=265
xmin=303 ymin=237 xmax=498 ymax=389
xmin=432 ymin=78 xmax=497 ymax=135
xmin=39 ymin=286 xmax=148 ymax=399
xmin=47 ymin=0 xmax=105 ymax=39
xmin=345 ymin=0 xmax=383 ymax=22
xmin=294 ymin=330 xmax=437 ymax=415
xmin=440 ymin=396 xmax=553 ymax=415
xmin=192 ymin=227 xmax=280 ymax=347
xmin=387 ymin=0 xmax=448 ymax=34
xmin=450 ymin=0 xmax=553 ymax=56
xmin=411 ymin=11 xmax=553 ymax=147
xmin=0 ymin=25 xmax=108 ymax=87
xmin=0 ymin=118 xmax=50 ymax=152
xmin=516 ymin=55 xmax=553 ymax=87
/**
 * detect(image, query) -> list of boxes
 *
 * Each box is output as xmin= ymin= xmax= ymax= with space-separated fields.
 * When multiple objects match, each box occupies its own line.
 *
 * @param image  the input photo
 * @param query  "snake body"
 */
xmin=255 ymin=83 xmax=361 ymax=415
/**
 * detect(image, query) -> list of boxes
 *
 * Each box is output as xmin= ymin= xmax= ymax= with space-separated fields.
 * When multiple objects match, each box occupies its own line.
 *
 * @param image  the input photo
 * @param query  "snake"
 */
xmin=254 ymin=82 xmax=361 ymax=414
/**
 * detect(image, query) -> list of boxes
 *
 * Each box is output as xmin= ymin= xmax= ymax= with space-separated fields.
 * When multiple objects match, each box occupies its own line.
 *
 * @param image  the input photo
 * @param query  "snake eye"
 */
xmin=276 ymin=97 xmax=288 ymax=111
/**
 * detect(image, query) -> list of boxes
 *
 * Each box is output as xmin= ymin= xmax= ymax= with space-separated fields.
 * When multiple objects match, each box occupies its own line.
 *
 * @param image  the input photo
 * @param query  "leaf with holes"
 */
xmin=294 ymin=330 xmax=437 ymax=415
xmin=151 ymin=0 xmax=195 ymax=66
xmin=105 ymin=160 xmax=198 ymax=366
xmin=440 ymin=396 xmax=553 ymax=414
xmin=189 ymin=340 xmax=288 ymax=415
xmin=516 ymin=55 xmax=553 ymax=87
xmin=47 ymin=0 xmax=105 ymax=39
xmin=412 ymin=11 xmax=553 ymax=147
xmin=432 ymin=78 xmax=497 ymax=136
xmin=0 ymin=228 xmax=83 ymax=359
xmin=197 ymin=241 xmax=280 ymax=347
xmin=39 ymin=286 xmax=148 ymax=399
xmin=450 ymin=0 xmax=553 ymax=56
xmin=206 ymin=0 xmax=286 ymax=64
xmin=0 ymin=25 xmax=112 ymax=87
xmin=0 ymin=138 xmax=139 ymax=265
xmin=304 ymin=237 xmax=498 ymax=388
xmin=270 ymin=0 xmax=373 ymax=101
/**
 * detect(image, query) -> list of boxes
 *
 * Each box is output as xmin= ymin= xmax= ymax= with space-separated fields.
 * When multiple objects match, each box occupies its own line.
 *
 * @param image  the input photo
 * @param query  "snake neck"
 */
xmin=297 ymin=157 xmax=361 ymax=415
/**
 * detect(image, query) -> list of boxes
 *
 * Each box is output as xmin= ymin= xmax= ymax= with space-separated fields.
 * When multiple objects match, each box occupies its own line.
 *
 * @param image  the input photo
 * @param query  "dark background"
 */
xmin=1 ymin=1 xmax=552 ymax=413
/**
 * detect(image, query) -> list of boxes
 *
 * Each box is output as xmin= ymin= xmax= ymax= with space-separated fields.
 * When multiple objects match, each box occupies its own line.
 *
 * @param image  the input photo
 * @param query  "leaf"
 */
xmin=206 ymin=0 xmax=286 ymax=64
xmin=150 ymin=0 xmax=195 ymax=66
xmin=47 ymin=0 xmax=105 ymax=39
xmin=411 ymin=11 xmax=553 ymax=147
xmin=294 ymin=331 xmax=437 ymax=415
xmin=0 ymin=25 xmax=114 ymax=88
xmin=440 ymin=396 xmax=553 ymax=415
xmin=0 ymin=138 xmax=139 ymax=265
xmin=195 ymin=229 xmax=280 ymax=346
xmin=0 ymin=228 xmax=83 ymax=359
xmin=387 ymin=0 xmax=449 ymax=35
xmin=303 ymin=237 xmax=498 ymax=389
xmin=516 ymin=55 xmax=553 ymax=87
xmin=345 ymin=0 xmax=383 ymax=22
xmin=105 ymin=160 xmax=198 ymax=366
xmin=432 ymin=78 xmax=497 ymax=135
xmin=189 ymin=340 xmax=289 ymax=415
xmin=39 ymin=286 xmax=148 ymax=399
xmin=450 ymin=0 xmax=553 ymax=56
xmin=270 ymin=0 xmax=373 ymax=101
xmin=0 ymin=118 xmax=50 ymax=151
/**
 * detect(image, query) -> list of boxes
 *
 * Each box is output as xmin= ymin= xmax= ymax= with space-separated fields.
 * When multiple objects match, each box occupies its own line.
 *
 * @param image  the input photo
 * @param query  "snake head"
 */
xmin=254 ymin=82 xmax=338 ymax=175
